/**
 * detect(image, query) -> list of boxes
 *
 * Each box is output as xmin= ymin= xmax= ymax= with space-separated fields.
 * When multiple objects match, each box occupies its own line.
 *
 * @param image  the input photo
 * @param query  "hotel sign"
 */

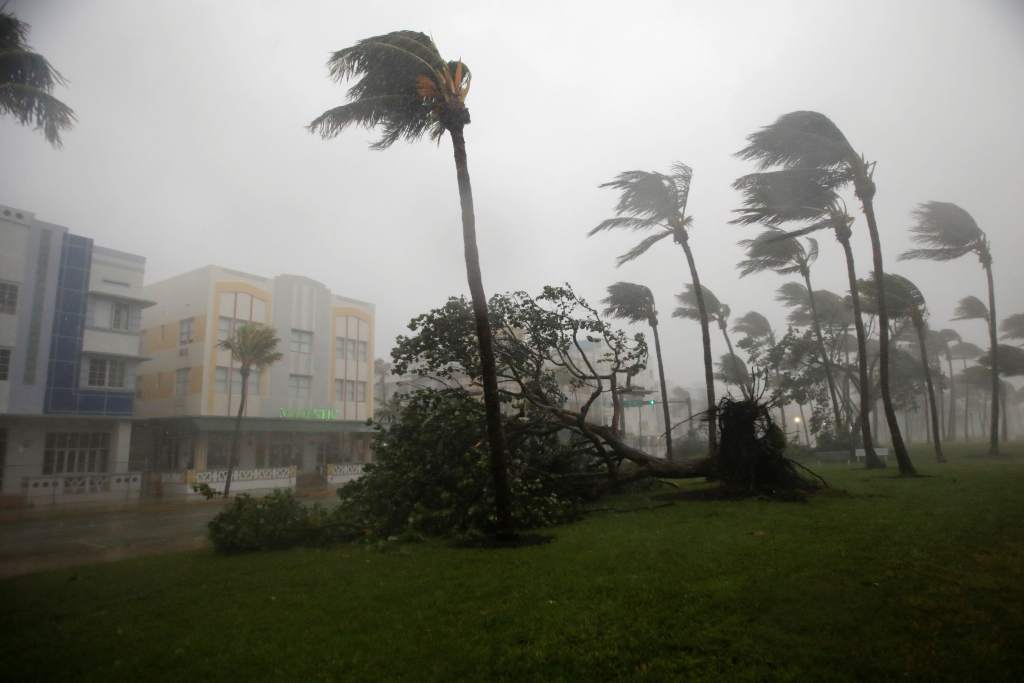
xmin=279 ymin=407 xmax=338 ymax=421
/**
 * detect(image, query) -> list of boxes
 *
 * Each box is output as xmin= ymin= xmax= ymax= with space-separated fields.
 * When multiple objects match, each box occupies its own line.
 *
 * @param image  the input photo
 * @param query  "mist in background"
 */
xmin=3 ymin=0 xmax=1023 ymax=391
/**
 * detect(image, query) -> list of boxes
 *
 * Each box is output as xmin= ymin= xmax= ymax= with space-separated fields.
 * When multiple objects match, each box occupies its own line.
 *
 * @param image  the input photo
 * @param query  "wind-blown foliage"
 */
xmin=737 ymin=228 xmax=818 ymax=278
xmin=999 ymin=313 xmax=1024 ymax=344
xmin=732 ymin=311 xmax=774 ymax=341
xmin=0 ymin=8 xmax=75 ymax=146
xmin=953 ymin=296 xmax=989 ymax=322
xmin=308 ymin=31 xmax=470 ymax=149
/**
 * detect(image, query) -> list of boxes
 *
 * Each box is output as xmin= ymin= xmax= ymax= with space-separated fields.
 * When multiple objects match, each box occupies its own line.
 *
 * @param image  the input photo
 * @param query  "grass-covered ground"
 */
xmin=2 ymin=442 xmax=1023 ymax=681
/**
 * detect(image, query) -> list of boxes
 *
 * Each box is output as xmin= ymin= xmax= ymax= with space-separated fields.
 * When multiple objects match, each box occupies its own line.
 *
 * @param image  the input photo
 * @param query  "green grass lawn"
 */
xmin=2 ymin=442 xmax=1024 ymax=682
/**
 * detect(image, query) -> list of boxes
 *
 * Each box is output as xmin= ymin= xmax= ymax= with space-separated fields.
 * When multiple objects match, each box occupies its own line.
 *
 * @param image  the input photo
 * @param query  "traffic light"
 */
xmin=646 ymin=399 xmax=656 ymax=405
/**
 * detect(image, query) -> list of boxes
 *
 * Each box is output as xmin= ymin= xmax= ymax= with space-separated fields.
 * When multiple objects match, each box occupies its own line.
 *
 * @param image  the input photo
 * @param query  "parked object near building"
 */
xmin=0 ymin=204 xmax=151 ymax=506
xmin=131 ymin=266 xmax=375 ymax=497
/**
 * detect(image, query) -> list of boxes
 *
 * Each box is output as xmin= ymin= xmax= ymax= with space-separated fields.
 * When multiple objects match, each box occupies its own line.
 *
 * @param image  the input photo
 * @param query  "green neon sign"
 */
xmin=279 ymin=407 xmax=338 ymax=421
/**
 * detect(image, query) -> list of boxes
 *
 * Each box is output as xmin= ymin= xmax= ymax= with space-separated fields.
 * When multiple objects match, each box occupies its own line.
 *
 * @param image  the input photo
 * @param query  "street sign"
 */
xmin=622 ymin=399 xmax=657 ymax=407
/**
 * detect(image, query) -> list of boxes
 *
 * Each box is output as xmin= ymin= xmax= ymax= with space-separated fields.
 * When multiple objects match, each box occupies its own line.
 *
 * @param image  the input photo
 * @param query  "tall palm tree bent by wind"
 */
xmin=218 ymin=324 xmax=282 ymax=497
xmin=590 ymin=164 xmax=718 ymax=457
xmin=901 ymin=202 xmax=999 ymax=455
xmin=738 ymin=111 xmax=915 ymax=475
xmin=603 ymin=282 xmax=674 ymax=460
xmin=675 ymin=284 xmax=749 ymax=399
xmin=309 ymin=31 xmax=516 ymax=536
xmin=0 ymin=8 xmax=75 ymax=146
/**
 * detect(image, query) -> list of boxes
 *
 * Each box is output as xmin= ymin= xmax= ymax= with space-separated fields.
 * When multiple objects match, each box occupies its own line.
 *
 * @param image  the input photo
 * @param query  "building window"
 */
xmin=215 ymin=366 xmax=229 ymax=393
xmin=0 ymin=282 xmax=17 ymax=315
xmin=179 ymin=318 xmax=193 ymax=345
xmin=87 ymin=358 xmax=126 ymax=388
xmin=175 ymin=368 xmax=189 ymax=397
xmin=288 ymin=374 xmax=311 ymax=399
xmin=0 ymin=348 xmax=9 ymax=381
xmin=336 ymin=337 xmax=368 ymax=361
xmin=111 ymin=302 xmax=131 ymax=331
xmin=217 ymin=316 xmax=233 ymax=342
xmin=269 ymin=443 xmax=293 ymax=468
xmin=43 ymin=432 xmax=110 ymax=475
xmin=290 ymin=329 xmax=313 ymax=354
xmin=335 ymin=379 xmax=367 ymax=403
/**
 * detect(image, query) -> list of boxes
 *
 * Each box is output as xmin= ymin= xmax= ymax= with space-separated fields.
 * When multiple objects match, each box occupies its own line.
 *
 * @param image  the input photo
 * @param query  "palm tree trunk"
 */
xmin=984 ymin=262 xmax=1000 ymax=455
xmin=945 ymin=350 xmax=956 ymax=440
xmin=224 ymin=370 xmax=247 ymax=498
xmin=678 ymin=235 xmax=718 ymax=458
xmin=1000 ymin=382 xmax=1008 ymax=441
xmin=450 ymin=125 xmax=514 ymax=538
xmin=839 ymin=236 xmax=883 ymax=467
xmin=963 ymin=359 xmax=970 ymax=440
xmin=801 ymin=268 xmax=849 ymax=455
xmin=858 ymin=194 xmax=916 ymax=475
xmin=913 ymin=318 xmax=945 ymax=463
xmin=650 ymin=322 xmax=674 ymax=461
xmin=798 ymin=403 xmax=811 ymax=446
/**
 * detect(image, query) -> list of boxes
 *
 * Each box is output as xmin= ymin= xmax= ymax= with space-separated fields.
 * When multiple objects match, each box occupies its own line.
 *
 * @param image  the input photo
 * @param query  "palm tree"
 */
xmin=309 ymin=31 xmax=515 ymax=537
xmin=589 ymin=163 xmax=719 ymax=457
xmin=737 ymin=229 xmax=846 ymax=438
xmin=860 ymin=274 xmax=944 ymax=462
xmin=0 ymin=8 xmax=75 ymax=146
xmin=217 ymin=324 xmax=283 ymax=497
xmin=674 ymin=284 xmax=749 ymax=399
xmin=900 ymin=202 xmax=999 ymax=455
xmin=732 ymin=310 xmax=787 ymax=428
xmin=715 ymin=353 xmax=752 ymax=396
xmin=737 ymin=111 xmax=914 ymax=475
xmin=602 ymin=282 xmax=674 ymax=460
xmin=1000 ymin=313 xmax=1024 ymax=346
xmin=937 ymin=329 xmax=961 ymax=440
xmin=732 ymin=167 xmax=883 ymax=468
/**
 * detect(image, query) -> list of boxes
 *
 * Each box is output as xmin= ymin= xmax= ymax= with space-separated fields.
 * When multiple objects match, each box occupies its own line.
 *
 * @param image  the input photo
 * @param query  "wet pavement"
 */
xmin=0 ymin=501 xmax=228 ymax=579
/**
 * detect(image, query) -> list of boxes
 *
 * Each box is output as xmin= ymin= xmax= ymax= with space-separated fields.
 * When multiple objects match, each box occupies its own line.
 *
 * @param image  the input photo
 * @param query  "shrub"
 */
xmin=208 ymin=490 xmax=354 ymax=554
xmin=336 ymin=389 xmax=580 ymax=541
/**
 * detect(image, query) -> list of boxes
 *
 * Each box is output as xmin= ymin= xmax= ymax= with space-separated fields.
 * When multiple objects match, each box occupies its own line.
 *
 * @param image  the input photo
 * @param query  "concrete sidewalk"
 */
xmin=0 ymin=500 xmax=228 ymax=579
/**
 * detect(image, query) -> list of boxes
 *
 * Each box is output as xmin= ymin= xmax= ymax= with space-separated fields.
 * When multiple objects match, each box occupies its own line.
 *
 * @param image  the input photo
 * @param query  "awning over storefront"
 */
xmin=139 ymin=416 xmax=376 ymax=434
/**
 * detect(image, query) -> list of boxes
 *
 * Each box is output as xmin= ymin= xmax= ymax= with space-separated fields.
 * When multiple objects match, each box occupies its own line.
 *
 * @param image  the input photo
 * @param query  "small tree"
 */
xmin=1000 ymin=314 xmax=1024 ymax=346
xmin=218 ymin=324 xmax=282 ymax=497
xmin=674 ymin=284 xmax=750 ymax=398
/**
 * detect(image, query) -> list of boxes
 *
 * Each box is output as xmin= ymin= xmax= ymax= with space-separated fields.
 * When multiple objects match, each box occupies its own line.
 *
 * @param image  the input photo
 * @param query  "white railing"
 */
xmin=326 ymin=463 xmax=365 ymax=485
xmin=186 ymin=466 xmax=296 ymax=494
xmin=22 ymin=472 xmax=143 ymax=505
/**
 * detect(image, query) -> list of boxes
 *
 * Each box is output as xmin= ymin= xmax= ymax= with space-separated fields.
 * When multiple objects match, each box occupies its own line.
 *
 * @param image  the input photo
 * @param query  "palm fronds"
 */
xmin=737 ymin=228 xmax=815 ymax=277
xmin=949 ymin=341 xmax=984 ymax=361
xmin=602 ymin=282 xmax=656 ymax=326
xmin=999 ymin=313 xmax=1024 ymax=343
xmin=952 ymin=295 xmax=989 ymax=322
xmin=856 ymin=272 xmax=926 ymax=321
xmin=309 ymin=30 xmax=470 ymax=149
xmin=674 ymin=284 xmax=722 ymax=322
xmin=735 ymin=111 xmax=856 ymax=173
xmin=899 ymin=202 xmax=983 ymax=262
xmin=732 ymin=311 xmax=773 ymax=340
xmin=0 ymin=8 xmax=75 ymax=146
xmin=614 ymin=230 xmax=674 ymax=267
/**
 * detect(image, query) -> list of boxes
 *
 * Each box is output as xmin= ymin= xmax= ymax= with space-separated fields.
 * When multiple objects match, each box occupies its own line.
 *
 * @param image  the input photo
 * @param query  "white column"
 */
xmin=109 ymin=420 xmax=132 ymax=472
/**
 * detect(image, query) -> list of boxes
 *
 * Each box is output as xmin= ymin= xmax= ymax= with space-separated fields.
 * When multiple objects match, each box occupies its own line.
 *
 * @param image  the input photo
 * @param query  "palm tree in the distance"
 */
xmin=732 ymin=310 xmax=787 ymax=428
xmin=590 ymin=163 xmax=719 ymax=458
xmin=732 ymin=166 xmax=883 ymax=468
xmin=0 ymin=8 xmax=75 ymax=146
xmin=602 ymin=282 xmax=674 ymax=460
xmin=949 ymin=340 xmax=984 ymax=439
xmin=1000 ymin=313 xmax=1024 ymax=346
xmin=674 ymin=284 xmax=750 ymax=398
xmin=900 ymin=202 xmax=1000 ymax=455
xmin=937 ymin=329 xmax=961 ymax=440
xmin=217 ymin=324 xmax=283 ymax=497
xmin=309 ymin=31 xmax=516 ymax=537
xmin=737 ymin=228 xmax=846 ymax=442
xmin=737 ymin=111 xmax=914 ymax=475
xmin=858 ymin=273 xmax=944 ymax=463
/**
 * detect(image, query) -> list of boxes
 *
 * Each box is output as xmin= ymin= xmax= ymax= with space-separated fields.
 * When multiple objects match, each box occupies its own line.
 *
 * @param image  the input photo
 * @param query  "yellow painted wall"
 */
xmin=188 ymin=366 xmax=203 ymax=395
xmin=331 ymin=306 xmax=375 ymax=417
xmin=206 ymin=281 xmax=272 ymax=414
xmin=143 ymin=324 xmax=177 ymax=354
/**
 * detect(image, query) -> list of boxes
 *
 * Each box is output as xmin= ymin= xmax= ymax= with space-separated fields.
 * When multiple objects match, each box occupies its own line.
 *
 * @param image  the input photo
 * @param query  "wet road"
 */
xmin=0 ymin=502 xmax=226 ymax=578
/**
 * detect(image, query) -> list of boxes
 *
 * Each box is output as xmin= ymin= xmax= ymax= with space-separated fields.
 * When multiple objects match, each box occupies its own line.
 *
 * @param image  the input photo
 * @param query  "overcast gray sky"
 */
xmin=4 ymin=0 xmax=1023 ymax=390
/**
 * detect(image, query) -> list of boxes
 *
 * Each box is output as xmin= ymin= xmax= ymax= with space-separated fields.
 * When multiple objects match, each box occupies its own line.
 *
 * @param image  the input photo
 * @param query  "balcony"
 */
xmin=82 ymin=327 xmax=144 ymax=358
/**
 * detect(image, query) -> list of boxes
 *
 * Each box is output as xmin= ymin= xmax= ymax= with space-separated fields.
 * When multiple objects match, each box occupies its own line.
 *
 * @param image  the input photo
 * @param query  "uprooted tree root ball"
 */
xmin=711 ymin=395 xmax=825 ymax=498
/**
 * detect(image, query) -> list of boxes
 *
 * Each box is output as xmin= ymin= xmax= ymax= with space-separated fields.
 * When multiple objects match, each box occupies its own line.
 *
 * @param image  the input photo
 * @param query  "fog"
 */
xmin=4 ymin=0 xmax=1023 ymax=389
